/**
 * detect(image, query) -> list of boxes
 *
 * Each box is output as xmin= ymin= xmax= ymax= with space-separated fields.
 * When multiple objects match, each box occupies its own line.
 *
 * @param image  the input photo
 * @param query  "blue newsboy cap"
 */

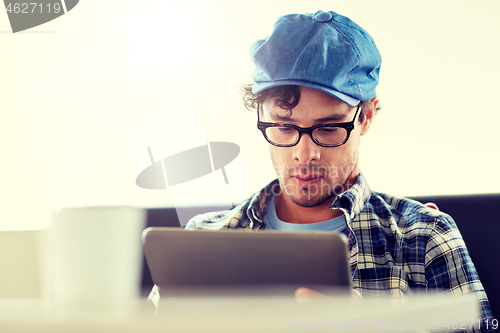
xmin=250 ymin=10 xmax=382 ymax=106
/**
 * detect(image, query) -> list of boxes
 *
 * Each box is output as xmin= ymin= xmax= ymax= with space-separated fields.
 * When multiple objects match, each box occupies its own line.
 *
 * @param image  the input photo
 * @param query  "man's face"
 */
xmin=261 ymin=86 xmax=372 ymax=208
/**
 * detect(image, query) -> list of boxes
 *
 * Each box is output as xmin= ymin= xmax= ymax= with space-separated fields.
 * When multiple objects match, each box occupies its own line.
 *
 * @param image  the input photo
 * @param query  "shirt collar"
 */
xmin=329 ymin=173 xmax=371 ymax=222
xmin=246 ymin=179 xmax=280 ymax=228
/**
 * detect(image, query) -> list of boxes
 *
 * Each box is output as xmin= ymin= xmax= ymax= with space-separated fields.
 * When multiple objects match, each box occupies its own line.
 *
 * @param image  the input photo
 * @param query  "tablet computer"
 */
xmin=142 ymin=227 xmax=351 ymax=296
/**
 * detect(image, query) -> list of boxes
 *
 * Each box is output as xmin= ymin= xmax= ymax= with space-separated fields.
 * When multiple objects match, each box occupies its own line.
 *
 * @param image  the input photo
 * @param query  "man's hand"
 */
xmin=295 ymin=287 xmax=362 ymax=302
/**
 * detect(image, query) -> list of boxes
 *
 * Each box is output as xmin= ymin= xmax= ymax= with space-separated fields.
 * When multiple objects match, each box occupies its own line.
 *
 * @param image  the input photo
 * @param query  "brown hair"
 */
xmin=241 ymin=83 xmax=379 ymax=123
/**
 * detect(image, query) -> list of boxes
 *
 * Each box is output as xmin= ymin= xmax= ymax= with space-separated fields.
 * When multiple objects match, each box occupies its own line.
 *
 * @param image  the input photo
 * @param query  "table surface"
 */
xmin=0 ymin=294 xmax=481 ymax=332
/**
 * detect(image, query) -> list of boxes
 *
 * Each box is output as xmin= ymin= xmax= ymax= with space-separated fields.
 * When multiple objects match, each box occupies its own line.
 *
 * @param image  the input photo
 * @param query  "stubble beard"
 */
xmin=275 ymin=164 xmax=347 ymax=208
xmin=285 ymin=180 xmax=336 ymax=208
xmin=269 ymin=149 xmax=357 ymax=209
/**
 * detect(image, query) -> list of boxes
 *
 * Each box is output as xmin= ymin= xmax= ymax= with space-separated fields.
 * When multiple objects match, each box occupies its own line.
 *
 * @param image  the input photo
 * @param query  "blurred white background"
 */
xmin=1 ymin=0 xmax=499 ymax=230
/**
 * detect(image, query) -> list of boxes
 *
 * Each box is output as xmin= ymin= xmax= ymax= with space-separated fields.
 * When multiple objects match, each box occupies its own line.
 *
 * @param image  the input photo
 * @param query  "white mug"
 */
xmin=52 ymin=206 xmax=145 ymax=304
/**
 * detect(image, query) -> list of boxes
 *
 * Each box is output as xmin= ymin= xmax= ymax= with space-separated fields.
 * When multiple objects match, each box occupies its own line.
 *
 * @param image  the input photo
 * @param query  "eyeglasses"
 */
xmin=257 ymin=106 xmax=360 ymax=147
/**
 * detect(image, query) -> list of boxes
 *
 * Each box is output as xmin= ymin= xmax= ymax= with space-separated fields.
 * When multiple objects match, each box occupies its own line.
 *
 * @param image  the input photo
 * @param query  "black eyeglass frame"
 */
xmin=257 ymin=105 xmax=361 ymax=147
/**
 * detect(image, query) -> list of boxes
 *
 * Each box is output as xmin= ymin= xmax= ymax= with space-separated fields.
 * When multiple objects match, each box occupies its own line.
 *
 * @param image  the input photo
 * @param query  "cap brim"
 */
xmin=252 ymin=80 xmax=360 ymax=107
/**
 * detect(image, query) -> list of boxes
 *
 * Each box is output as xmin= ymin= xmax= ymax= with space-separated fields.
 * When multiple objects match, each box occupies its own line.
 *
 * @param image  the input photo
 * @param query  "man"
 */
xmin=160 ymin=9 xmax=493 ymax=330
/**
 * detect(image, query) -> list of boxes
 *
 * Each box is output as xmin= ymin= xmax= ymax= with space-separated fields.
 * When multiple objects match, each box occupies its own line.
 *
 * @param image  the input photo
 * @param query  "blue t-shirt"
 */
xmin=263 ymin=195 xmax=346 ymax=232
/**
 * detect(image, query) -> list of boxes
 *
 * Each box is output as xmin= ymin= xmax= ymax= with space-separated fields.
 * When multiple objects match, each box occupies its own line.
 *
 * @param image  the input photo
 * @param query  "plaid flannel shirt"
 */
xmin=185 ymin=173 xmax=494 ymax=331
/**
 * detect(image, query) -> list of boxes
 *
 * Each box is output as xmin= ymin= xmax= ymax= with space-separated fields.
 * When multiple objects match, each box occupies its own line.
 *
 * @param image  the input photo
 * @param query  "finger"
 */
xmin=295 ymin=287 xmax=326 ymax=302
